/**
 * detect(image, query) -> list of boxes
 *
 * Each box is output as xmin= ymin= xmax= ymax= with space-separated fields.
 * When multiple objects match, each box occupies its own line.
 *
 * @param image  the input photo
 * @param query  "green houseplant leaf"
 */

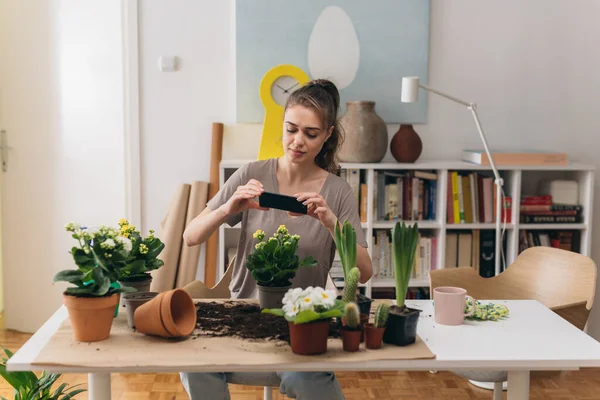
xmin=392 ymin=221 xmax=419 ymax=308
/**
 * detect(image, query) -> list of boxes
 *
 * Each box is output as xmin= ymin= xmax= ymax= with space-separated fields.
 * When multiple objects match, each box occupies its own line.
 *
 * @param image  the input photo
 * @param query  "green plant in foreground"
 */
xmin=0 ymin=346 xmax=86 ymax=400
xmin=374 ymin=303 xmax=390 ymax=328
xmin=342 ymin=267 xmax=360 ymax=303
xmin=334 ymin=220 xmax=357 ymax=279
xmin=246 ymin=225 xmax=317 ymax=287
xmin=392 ymin=221 xmax=419 ymax=309
xmin=344 ymin=302 xmax=360 ymax=329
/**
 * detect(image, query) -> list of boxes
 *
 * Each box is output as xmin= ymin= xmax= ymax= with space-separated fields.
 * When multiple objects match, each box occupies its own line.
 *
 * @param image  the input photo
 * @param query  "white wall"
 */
xmin=0 ymin=0 xmax=126 ymax=332
xmin=139 ymin=0 xmax=600 ymax=336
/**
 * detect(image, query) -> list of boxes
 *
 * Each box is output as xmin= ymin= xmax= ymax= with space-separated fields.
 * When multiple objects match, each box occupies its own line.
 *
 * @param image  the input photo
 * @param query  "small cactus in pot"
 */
xmin=365 ymin=303 xmax=389 ymax=349
xmin=341 ymin=302 xmax=362 ymax=352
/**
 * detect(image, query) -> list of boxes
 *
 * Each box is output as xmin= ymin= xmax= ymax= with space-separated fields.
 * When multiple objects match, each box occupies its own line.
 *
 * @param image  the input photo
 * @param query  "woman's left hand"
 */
xmin=292 ymin=192 xmax=337 ymax=230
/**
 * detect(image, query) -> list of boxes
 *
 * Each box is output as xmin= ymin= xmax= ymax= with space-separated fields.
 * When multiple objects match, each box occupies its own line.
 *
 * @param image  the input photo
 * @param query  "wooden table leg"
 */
xmin=89 ymin=373 xmax=111 ymax=400
xmin=507 ymin=370 xmax=530 ymax=400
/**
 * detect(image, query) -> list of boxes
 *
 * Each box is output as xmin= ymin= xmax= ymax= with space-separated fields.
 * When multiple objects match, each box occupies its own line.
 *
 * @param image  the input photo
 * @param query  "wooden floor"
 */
xmin=2 ymin=327 xmax=600 ymax=399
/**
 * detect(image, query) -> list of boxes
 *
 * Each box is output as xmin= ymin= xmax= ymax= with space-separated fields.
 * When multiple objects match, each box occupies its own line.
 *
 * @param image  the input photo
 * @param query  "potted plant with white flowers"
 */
xmin=263 ymin=286 xmax=344 ymax=355
xmin=53 ymin=223 xmax=136 ymax=342
xmin=246 ymin=225 xmax=317 ymax=309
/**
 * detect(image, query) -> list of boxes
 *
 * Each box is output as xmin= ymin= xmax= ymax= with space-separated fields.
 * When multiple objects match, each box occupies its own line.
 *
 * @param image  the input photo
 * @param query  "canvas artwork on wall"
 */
xmin=236 ymin=0 xmax=430 ymax=124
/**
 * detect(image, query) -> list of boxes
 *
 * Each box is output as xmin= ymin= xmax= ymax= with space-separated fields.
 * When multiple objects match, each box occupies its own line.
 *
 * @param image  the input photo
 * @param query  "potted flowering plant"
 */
xmin=263 ymin=286 xmax=343 ymax=355
xmin=53 ymin=223 xmax=136 ymax=342
xmin=116 ymin=219 xmax=165 ymax=295
xmin=246 ymin=225 xmax=317 ymax=309
xmin=383 ymin=221 xmax=421 ymax=346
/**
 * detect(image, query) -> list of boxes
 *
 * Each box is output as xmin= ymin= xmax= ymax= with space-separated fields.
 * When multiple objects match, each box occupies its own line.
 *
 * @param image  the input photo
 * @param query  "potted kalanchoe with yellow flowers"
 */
xmin=246 ymin=225 xmax=317 ymax=309
xmin=53 ymin=223 xmax=137 ymax=342
xmin=263 ymin=286 xmax=343 ymax=355
xmin=116 ymin=219 xmax=165 ymax=295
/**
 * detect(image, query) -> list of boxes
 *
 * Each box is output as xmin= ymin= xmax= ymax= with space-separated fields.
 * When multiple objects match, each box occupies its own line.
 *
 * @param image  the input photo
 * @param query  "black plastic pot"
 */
xmin=382 ymin=305 xmax=421 ymax=346
xmin=356 ymin=293 xmax=373 ymax=316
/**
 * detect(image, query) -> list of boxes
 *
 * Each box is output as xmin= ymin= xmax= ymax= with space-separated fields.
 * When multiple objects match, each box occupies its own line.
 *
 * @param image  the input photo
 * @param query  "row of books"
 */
xmin=519 ymin=195 xmax=583 ymax=224
xmin=518 ymin=230 xmax=580 ymax=253
xmin=340 ymin=169 xmax=438 ymax=223
xmin=371 ymin=230 xmax=438 ymax=280
xmin=447 ymin=171 xmax=512 ymax=224
xmin=445 ymin=230 xmax=506 ymax=278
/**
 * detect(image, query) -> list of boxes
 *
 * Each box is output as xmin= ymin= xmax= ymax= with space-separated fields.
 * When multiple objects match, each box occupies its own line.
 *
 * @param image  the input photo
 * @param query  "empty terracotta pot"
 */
xmin=341 ymin=328 xmax=361 ymax=352
xmin=63 ymin=293 xmax=119 ymax=342
xmin=364 ymin=323 xmax=386 ymax=349
xmin=123 ymin=292 xmax=159 ymax=329
xmin=134 ymin=289 xmax=196 ymax=338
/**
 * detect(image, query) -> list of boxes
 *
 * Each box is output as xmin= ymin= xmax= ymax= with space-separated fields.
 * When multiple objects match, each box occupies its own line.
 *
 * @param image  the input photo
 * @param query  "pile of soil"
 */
xmin=193 ymin=301 xmax=341 ymax=343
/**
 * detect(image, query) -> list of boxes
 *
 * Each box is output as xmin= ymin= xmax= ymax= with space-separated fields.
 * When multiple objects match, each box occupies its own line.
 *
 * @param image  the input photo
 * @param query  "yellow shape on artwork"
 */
xmin=258 ymin=64 xmax=311 ymax=160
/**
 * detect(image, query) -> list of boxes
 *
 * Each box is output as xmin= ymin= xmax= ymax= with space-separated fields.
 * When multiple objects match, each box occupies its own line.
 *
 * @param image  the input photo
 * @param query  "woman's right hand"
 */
xmin=219 ymin=179 xmax=268 ymax=216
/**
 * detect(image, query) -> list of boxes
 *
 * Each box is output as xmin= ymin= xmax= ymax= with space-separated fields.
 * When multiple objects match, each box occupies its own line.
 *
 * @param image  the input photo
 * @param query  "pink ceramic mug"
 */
xmin=433 ymin=286 xmax=475 ymax=325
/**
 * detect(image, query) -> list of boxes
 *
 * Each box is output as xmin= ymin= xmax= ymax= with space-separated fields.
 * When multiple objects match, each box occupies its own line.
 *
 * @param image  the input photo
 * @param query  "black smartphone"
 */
xmin=259 ymin=191 xmax=308 ymax=214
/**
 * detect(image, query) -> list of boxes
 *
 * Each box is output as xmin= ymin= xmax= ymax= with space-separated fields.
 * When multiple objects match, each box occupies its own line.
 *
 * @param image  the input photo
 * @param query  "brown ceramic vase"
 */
xmin=288 ymin=319 xmax=330 ymax=355
xmin=338 ymin=101 xmax=388 ymax=163
xmin=390 ymin=124 xmax=422 ymax=163
xmin=63 ymin=293 xmax=120 ymax=342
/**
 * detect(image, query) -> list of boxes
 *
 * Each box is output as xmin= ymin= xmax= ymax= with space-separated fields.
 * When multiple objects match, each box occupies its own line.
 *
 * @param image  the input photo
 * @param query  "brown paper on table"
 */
xmin=33 ymin=301 xmax=435 ymax=369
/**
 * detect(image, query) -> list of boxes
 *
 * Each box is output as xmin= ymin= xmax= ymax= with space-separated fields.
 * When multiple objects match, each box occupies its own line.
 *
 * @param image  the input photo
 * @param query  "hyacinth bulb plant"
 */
xmin=383 ymin=221 xmax=422 ymax=347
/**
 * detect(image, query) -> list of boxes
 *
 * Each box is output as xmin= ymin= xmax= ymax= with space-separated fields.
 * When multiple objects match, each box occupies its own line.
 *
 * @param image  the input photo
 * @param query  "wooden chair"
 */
xmin=429 ymin=246 xmax=597 ymax=399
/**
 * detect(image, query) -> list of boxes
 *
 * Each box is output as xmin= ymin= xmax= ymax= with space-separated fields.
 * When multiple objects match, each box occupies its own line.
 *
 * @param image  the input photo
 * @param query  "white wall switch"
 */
xmin=158 ymin=56 xmax=177 ymax=72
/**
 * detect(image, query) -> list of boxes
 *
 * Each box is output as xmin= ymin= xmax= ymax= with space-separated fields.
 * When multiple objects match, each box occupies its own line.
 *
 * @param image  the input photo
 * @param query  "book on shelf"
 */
xmin=519 ymin=195 xmax=583 ymax=224
xmin=447 ymin=171 xmax=511 ymax=224
xmin=374 ymin=170 xmax=437 ymax=221
xmin=371 ymin=229 xmax=437 ymax=281
xmin=519 ymin=230 xmax=580 ymax=253
xmin=462 ymin=149 xmax=569 ymax=166
xmin=446 ymin=229 xmax=507 ymax=277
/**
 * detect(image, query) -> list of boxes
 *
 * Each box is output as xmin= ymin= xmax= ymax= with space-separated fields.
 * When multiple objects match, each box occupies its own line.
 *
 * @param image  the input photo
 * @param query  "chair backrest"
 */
xmin=429 ymin=246 xmax=597 ymax=330
xmin=183 ymin=257 xmax=235 ymax=299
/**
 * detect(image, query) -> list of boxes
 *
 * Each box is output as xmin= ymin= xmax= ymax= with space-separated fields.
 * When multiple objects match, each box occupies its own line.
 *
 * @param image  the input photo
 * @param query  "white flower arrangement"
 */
xmin=263 ymin=286 xmax=344 ymax=324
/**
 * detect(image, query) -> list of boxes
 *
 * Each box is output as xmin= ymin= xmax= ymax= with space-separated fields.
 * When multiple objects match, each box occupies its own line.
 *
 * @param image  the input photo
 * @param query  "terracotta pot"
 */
xmin=338 ymin=101 xmax=388 ymax=163
xmin=341 ymin=328 xmax=361 ymax=352
xmin=257 ymin=284 xmax=290 ymax=309
xmin=63 ymin=293 xmax=119 ymax=342
xmin=123 ymin=292 xmax=158 ymax=329
xmin=134 ymin=289 xmax=196 ymax=338
xmin=390 ymin=124 xmax=422 ymax=163
xmin=288 ymin=319 xmax=330 ymax=355
xmin=364 ymin=323 xmax=386 ymax=349
xmin=119 ymin=275 xmax=153 ymax=307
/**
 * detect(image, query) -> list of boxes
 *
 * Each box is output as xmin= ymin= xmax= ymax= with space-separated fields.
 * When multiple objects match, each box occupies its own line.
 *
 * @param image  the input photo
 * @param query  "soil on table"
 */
xmin=193 ymin=301 xmax=341 ymax=343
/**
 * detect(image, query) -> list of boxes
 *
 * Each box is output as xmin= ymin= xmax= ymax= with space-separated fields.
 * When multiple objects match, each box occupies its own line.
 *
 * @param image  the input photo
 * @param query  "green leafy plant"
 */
xmin=392 ymin=221 xmax=419 ymax=309
xmin=374 ymin=303 xmax=390 ymax=328
xmin=334 ymin=220 xmax=363 ymax=303
xmin=262 ymin=287 xmax=344 ymax=324
xmin=116 ymin=219 xmax=165 ymax=282
xmin=53 ymin=220 xmax=165 ymax=296
xmin=246 ymin=225 xmax=317 ymax=287
xmin=0 ymin=346 xmax=85 ymax=400
xmin=343 ymin=302 xmax=360 ymax=329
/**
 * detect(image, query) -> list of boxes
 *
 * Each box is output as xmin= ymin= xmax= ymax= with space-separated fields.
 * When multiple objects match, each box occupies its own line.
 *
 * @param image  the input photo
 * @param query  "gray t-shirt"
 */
xmin=206 ymin=158 xmax=367 ymax=299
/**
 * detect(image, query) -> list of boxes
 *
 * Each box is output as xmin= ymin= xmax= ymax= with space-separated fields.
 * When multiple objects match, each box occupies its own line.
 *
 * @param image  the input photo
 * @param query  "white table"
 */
xmin=8 ymin=299 xmax=600 ymax=400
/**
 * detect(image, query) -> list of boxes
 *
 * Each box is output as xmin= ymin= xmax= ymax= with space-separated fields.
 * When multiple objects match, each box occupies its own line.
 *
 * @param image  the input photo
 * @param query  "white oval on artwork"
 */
xmin=308 ymin=6 xmax=360 ymax=90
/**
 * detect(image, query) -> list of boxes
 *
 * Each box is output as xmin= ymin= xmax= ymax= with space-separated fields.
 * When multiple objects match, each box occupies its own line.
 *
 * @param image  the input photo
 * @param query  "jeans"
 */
xmin=179 ymin=371 xmax=345 ymax=400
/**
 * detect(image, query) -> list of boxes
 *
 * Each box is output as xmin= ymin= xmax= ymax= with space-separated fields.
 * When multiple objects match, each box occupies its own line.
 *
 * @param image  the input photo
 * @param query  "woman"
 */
xmin=180 ymin=79 xmax=373 ymax=400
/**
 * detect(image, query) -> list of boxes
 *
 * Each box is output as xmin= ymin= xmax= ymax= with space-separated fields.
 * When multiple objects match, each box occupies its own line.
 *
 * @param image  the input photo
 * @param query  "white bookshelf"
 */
xmin=217 ymin=160 xmax=595 ymax=298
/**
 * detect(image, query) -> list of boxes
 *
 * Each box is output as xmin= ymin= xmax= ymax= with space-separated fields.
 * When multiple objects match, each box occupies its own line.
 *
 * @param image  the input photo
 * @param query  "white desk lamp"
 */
xmin=401 ymin=76 xmax=505 ymax=275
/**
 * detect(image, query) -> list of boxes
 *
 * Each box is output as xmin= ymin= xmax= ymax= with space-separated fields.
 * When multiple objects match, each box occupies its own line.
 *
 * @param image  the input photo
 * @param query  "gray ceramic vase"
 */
xmin=338 ymin=101 xmax=388 ymax=163
xmin=257 ymin=285 xmax=291 ymax=309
